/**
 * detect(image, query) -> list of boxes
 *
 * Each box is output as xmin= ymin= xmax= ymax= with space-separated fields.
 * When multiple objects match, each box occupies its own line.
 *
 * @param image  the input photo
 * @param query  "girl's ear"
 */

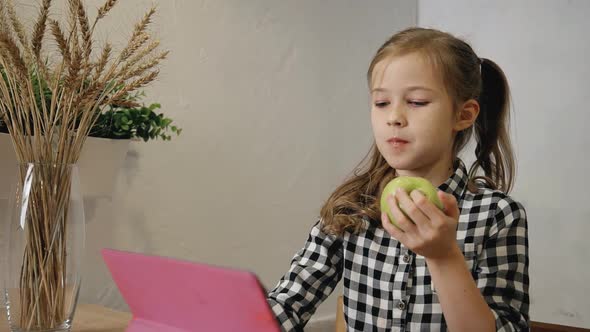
xmin=453 ymin=99 xmax=480 ymax=132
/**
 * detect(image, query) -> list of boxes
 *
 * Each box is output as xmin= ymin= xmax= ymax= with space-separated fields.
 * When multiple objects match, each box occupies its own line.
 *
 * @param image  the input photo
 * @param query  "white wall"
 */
xmin=39 ymin=0 xmax=417 ymax=325
xmin=419 ymin=0 xmax=590 ymax=328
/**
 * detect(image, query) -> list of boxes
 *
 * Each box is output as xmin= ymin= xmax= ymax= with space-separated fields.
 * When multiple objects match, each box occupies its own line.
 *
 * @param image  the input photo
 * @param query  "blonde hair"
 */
xmin=320 ymin=27 xmax=515 ymax=236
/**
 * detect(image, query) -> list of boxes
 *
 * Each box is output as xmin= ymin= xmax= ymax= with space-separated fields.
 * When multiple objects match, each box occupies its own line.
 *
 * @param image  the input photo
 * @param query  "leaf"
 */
xmin=88 ymin=91 xmax=180 ymax=141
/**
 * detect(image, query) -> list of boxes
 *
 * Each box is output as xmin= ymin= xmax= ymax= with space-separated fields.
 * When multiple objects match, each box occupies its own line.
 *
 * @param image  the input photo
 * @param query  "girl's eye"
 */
xmin=408 ymin=100 xmax=430 ymax=107
xmin=374 ymin=101 xmax=390 ymax=108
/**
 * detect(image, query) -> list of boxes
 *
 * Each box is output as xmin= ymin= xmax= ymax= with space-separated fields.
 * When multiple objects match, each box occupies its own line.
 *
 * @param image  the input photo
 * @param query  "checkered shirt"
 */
xmin=267 ymin=159 xmax=529 ymax=331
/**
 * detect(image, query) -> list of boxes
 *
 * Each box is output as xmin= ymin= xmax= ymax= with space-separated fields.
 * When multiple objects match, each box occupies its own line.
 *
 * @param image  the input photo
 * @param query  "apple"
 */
xmin=380 ymin=176 xmax=443 ymax=228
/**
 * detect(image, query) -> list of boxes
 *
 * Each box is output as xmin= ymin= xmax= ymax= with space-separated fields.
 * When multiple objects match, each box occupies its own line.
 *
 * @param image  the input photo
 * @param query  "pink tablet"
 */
xmin=101 ymin=248 xmax=280 ymax=332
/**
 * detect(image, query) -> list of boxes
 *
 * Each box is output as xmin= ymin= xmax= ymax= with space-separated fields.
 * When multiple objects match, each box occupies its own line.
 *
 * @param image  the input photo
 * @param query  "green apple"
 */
xmin=380 ymin=176 xmax=443 ymax=228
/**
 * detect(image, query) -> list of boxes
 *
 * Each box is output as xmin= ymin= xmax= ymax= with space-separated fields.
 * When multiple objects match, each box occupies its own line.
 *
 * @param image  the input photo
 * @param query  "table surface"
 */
xmin=0 ymin=304 xmax=131 ymax=332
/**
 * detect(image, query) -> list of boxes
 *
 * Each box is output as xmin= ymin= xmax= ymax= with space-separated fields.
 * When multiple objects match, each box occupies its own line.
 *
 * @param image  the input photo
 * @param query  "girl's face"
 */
xmin=370 ymin=52 xmax=460 ymax=178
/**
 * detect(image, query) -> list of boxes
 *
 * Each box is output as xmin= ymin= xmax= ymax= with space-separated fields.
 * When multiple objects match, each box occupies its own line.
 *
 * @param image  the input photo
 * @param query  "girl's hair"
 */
xmin=320 ymin=27 xmax=515 ymax=236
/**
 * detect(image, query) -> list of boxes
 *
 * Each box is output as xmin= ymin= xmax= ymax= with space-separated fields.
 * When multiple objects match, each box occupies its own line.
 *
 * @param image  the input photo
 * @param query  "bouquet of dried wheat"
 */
xmin=0 ymin=0 xmax=167 ymax=329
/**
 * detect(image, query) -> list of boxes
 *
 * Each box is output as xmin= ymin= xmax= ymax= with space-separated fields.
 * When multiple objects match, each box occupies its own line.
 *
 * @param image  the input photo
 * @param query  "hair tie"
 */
xmin=479 ymin=57 xmax=483 ymax=75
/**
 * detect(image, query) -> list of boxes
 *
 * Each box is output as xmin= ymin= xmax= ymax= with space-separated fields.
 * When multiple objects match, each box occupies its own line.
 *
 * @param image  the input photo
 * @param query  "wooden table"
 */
xmin=0 ymin=304 xmax=131 ymax=332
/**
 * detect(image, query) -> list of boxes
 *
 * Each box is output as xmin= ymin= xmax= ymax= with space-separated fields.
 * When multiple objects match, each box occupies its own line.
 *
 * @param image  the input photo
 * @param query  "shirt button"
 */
xmin=397 ymin=300 xmax=406 ymax=310
xmin=402 ymin=253 xmax=411 ymax=263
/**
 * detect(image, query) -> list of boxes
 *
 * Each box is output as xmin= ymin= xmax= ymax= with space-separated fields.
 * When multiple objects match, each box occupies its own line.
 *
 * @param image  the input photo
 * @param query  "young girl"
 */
xmin=267 ymin=27 xmax=529 ymax=331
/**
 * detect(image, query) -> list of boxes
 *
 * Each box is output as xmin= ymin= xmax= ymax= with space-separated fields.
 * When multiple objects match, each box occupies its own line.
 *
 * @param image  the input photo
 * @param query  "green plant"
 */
xmin=0 ymin=75 xmax=182 ymax=142
xmin=92 ymin=99 xmax=182 ymax=141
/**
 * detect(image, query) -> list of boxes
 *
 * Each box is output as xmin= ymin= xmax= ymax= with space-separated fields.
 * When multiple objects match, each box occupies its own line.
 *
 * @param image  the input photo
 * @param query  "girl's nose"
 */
xmin=387 ymin=108 xmax=407 ymax=127
xmin=387 ymin=119 xmax=405 ymax=126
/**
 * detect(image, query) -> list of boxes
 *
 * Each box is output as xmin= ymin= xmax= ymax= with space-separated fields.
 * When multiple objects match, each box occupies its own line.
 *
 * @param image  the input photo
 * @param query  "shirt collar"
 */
xmin=438 ymin=158 xmax=469 ymax=202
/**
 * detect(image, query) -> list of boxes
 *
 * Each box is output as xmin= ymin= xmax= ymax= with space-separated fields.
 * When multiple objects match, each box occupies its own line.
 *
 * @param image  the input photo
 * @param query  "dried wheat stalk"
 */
xmin=0 ymin=0 xmax=168 ymax=329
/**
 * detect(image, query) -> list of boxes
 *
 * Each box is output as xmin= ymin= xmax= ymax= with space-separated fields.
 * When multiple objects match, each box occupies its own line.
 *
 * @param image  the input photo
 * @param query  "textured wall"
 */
xmin=419 ymin=0 xmax=590 ymax=328
xmin=0 ymin=0 xmax=416 ymax=326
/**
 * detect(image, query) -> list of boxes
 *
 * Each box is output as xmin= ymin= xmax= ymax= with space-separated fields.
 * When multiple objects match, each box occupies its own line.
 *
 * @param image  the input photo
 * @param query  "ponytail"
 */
xmin=469 ymin=58 xmax=515 ymax=193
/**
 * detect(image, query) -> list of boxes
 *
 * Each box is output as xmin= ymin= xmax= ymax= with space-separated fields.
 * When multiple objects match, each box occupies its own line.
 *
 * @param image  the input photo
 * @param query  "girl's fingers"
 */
xmin=387 ymin=193 xmax=418 ymax=235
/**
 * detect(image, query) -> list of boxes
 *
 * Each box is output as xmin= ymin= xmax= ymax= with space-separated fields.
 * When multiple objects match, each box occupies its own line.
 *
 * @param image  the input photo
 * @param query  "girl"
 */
xmin=267 ymin=27 xmax=529 ymax=332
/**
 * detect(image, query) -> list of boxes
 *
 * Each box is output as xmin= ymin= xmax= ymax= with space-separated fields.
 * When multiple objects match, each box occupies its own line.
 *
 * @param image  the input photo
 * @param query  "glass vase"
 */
xmin=3 ymin=163 xmax=85 ymax=332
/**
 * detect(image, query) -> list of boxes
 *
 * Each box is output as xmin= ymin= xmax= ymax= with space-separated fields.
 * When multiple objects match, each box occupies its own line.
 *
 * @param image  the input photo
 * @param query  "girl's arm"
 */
xmin=473 ymin=197 xmax=529 ymax=331
xmin=383 ymin=191 xmax=529 ymax=332
xmin=425 ymin=196 xmax=529 ymax=332
xmin=426 ymin=246 xmax=496 ymax=331
xmin=267 ymin=220 xmax=344 ymax=331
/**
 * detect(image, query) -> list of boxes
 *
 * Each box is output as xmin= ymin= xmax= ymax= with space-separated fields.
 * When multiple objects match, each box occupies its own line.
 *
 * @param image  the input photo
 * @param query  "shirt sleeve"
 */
xmin=267 ymin=220 xmax=344 ymax=331
xmin=477 ymin=196 xmax=530 ymax=331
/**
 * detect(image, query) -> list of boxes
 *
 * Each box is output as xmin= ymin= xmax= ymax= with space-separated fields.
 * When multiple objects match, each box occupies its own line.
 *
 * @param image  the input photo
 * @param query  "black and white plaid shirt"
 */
xmin=267 ymin=159 xmax=529 ymax=331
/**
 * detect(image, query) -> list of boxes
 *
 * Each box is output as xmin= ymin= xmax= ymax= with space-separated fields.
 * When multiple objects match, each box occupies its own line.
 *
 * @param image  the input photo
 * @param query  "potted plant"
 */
xmin=80 ymin=91 xmax=181 ymax=196
xmin=0 ymin=85 xmax=181 ymax=198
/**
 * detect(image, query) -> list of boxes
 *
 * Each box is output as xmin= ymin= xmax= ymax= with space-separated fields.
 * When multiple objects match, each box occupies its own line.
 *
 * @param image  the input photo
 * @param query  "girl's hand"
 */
xmin=381 ymin=188 xmax=461 ymax=260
